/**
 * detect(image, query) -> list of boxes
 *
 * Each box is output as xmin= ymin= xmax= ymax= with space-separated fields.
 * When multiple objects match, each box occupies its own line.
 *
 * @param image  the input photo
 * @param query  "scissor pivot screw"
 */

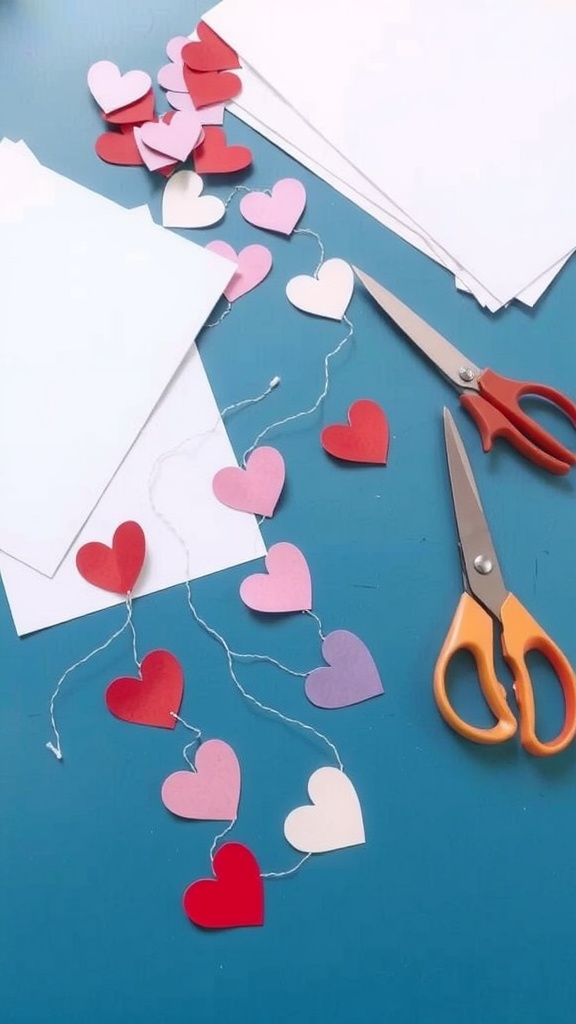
xmin=473 ymin=555 xmax=493 ymax=575
xmin=459 ymin=367 xmax=476 ymax=383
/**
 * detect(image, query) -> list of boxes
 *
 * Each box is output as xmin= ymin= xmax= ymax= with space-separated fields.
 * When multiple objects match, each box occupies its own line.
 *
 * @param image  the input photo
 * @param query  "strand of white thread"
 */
xmin=205 ymin=301 xmax=232 ymax=329
xmin=224 ymin=185 xmax=253 ymax=207
xmin=126 ymin=594 xmax=141 ymax=669
xmin=293 ymin=227 xmax=325 ymax=277
xmin=262 ymin=853 xmax=312 ymax=879
xmin=304 ymin=609 xmax=326 ymax=643
xmin=209 ymin=819 xmax=237 ymax=864
xmin=170 ymin=712 xmax=202 ymax=768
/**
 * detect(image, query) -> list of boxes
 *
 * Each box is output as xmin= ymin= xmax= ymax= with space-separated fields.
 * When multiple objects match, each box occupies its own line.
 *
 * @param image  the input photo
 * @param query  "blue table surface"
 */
xmin=1 ymin=3 xmax=575 ymax=1023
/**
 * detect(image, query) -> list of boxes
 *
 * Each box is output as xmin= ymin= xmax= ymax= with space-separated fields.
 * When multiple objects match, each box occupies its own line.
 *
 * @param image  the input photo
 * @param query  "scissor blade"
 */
xmin=353 ymin=267 xmax=481 ymax=390
xmin=443 ymin=409 xmax=508 ymax=620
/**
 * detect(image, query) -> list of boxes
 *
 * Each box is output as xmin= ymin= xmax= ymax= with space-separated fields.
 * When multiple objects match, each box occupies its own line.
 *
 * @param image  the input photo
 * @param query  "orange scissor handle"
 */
xmin=500 ymin=592 xmax=576 ymax=757
xmin=434 ymin=592 xmax=517 ymax=745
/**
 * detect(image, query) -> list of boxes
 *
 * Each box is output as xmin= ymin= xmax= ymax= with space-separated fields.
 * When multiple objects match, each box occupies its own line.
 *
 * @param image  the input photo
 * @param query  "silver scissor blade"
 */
xmin=353 ymin=266 xmax=481 ymax=391
xmin=443 ymin=409 xmax=508 ymax=620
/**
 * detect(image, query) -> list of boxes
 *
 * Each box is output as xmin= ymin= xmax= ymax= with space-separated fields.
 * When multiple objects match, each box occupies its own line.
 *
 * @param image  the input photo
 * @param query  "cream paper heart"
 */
xmin=162 ymin=170 xmax=225 ymax=229
xmin=285 ymin=258 xmax=354 ymax=321
xmin=283 ymin=766 xmax=365 ymax=853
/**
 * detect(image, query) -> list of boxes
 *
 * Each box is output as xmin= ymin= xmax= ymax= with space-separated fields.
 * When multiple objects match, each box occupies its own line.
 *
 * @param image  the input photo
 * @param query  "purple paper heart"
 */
xmin=305 ymin=630 xmax=383 ymax=709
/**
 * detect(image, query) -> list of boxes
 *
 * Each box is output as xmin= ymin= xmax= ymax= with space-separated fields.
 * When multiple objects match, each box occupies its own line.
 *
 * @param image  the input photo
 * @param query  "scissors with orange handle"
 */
xmin=435 ymin=408 xmax=576 ymax=756
xmin=353 ymin=267 xmax=576 ymax=475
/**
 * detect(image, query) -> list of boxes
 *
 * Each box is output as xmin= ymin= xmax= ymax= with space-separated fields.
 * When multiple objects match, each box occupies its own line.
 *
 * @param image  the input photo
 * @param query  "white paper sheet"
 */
xmin=0 ymin=140 xmax=235 ymax=576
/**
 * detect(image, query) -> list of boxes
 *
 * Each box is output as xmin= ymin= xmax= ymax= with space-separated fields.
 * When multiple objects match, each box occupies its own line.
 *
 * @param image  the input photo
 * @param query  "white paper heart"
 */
xmin=285 ymin=258 xmax=354 ymax=321
xmin=283 ymin=766 xmax=365 ymax=853
xmin=162 ymin=171 xmax=225 ymax=229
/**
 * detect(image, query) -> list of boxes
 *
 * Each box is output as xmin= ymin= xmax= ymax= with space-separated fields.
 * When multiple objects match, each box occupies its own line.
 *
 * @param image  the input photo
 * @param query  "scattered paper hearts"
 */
xmin=161 ymin=739 xmax=241 ymax=820
xmin=183 ymin=842 xmax=264 ymax=930
xmin=206 ymin=241 xmax=272 ymax=301
xmin=284 ymin=767 xmax=365 ymax=853
xmin=212 ymin=446 xmax=285 ymax=517
xmin=95 ymin=128 xmax=144 ymax=167
xmin=321 ymin=400 xmax=390 ymax=464
xmin=183 ymin=66 xmax=241 ymax=109
xmin=76 ymin=521 xmax=145 ymax=594
xmin=182 ymin=22 xmax=241 ymax=73
xmin=162 ymin=171 xmax=225 ymax=228
xmin=139 ymin=110 xmax=202 ymax=163
xmin=240 ymin=179 xmax=306 ymax=236
xmin=305 ymin=630 xmax=384 ymax=709
xmin=103 ymin=90 xmax=155 ymax=126
xmin=105 ymin=650 xmax=183 ymax=729
xmin=88 ymin=61 xmax=152 ymax=115
xmin=193 ymin=126 xmax=252 ymax=174
xmin=286 ymin=258 xmax=354 ymax=321
xmin=240 ymin=542 xmax=312 ymax=613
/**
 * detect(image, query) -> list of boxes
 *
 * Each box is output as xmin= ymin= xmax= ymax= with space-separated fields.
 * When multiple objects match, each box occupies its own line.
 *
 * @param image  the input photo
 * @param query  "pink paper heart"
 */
xmin=87 ymin=60 xmax=152 ymax=114
xmin=157 ymin=62 xmax=187 ymax=92
xmin=239 ymin=542 xmax=312 ymax=613
xmin=166 ymin=91 xmax=225 ymax=124
xmin=166 ymin=35 xmax=190 ymax=62
xmin=239 ymin=178 xmax=307 ymax=236
xmin=205 ymin=241 xmax=273 ymax=301
xmin=134 ymin=123 xmax=179 ymax=172
xmin=139 ymin=110 xmax=203 ymax=162
xmin=161 ymin=740 xmax=241 ymax=821
xmin=212 ymin=447 xmax=285 ymax=518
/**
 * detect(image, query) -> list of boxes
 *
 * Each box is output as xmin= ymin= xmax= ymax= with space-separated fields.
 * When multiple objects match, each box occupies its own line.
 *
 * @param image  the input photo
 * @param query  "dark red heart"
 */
xmin=183 ymin=843 xmax=264 ymax=929
xmin=321 ymin=400 xmax=390 ymax=464
xmin=105 ymin=650 xmax=183 ymax=729
xmin=103 ymin=89 xmax=156 ymax=126
xmin=183 ymin=64 xmax=241 ymax=108
xmin=95 ymin=129 xmax=144 ymax=167
xmin=193 ymin=126 xmax=252 ymax=174
xmin=76 ymin=521 xmax=146 ymax=594
xmin=182 ymin=21 xmax=241 ymax=72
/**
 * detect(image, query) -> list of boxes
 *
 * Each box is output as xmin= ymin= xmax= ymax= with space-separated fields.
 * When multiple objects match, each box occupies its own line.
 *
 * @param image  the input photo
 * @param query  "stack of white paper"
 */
xmin=203 ymin=0 xmax=576 ymax=312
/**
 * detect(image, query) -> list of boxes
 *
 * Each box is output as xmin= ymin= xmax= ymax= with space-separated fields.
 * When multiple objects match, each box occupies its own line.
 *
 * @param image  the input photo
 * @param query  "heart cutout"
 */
xmin=212 ymin=446 xmax=285 ymax=517
xmin=182 ymin=22 xmax=241 ymax=73
xmin=76 ymin=521 xmax=145 ymax=594
xmin=105 ymin=650 xmax=183 ymax=729
xmin=286 ymin=258 xmax=354 ymax=321
xmin=134 ymin=118 xmax=180 ymax=172
xmin=240 ymin=179 xmax=306 ymax=236
xmin=166 ymin=36 xmax=190 ymax=63
xmin=284 ymin=767 xmax=365 ymax=853
xmin=87 ymin=60 xmax=152 ymax=114
xmin=194 ymin=126 xmax=252 ymax=175
xmin=305 ymin=630 xmax=384 ymax=709
xmin=95 ymin=129 xmax=144 ymax=167
xmin=163 ymin=171 xmax=225 ymax=228
xmin=103 ymin=89 xmax=155 ymax=126
xmin=239 ymin=542 xmax=312 ymax=613
xmin=183 ymin=842 xmax=264 ymax=929
xmin=205 ymin=241 xmax=272 ymax=301
xmin=139 ymin=110 xmax=202 ymax=162
xmin=161 ymin=739 xmax=241 ymax=820
xmin=166 ymin=92 xmax=225 ymax=124
xmin=183 ymin=65 xmax=241 ymax=108
xmin=321 ymin=400 xmax=389 ymax=464
xmin=157 ymin=61 xmax=187 ymax=93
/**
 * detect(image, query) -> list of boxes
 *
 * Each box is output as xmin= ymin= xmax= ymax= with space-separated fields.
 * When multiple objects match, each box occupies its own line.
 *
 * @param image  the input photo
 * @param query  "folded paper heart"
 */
xmin=284 ymin=766 xmax=365 ymax=853
xmin=166 ymin=92 xmax=225 ymax=124
xmin=161 ymin=739 xmax=241 ymax=820
xmin=305 ymin=630 xmax=384 ymax=709
xmin=206 ymin=241 xmax=272 ymax=301
xmin=103 ymin=89 xmax=155 ymax=126
xmin=321 ymin=399 xmax=390 ymax=464
xmin=105 ymin=650 xmax=183 ymax=728
xmin=239 ymin=541 xmax=312 ymax=613
xmin=286 ymin=258 xmax=354 ymax=320
xmin=134 ymin=120 xmax=180 ymax=173
xmin=87 ymin=60 xmax=152 ymax=114
xmin=139 ymin=110 xmax=203 ymax=162
xmin=183 ymin=66 xmax=241 ymax=109
xmin=182 ymin=22 xmax=241 ymax=73
xmin=163 ymin=171 xmax=225 ymax=228
xmin=212 ymin=446 xmax=285 ymax=517
xmin=183 ymin=842 xmax=264 ymax=929
xmin=240 ymin=179 xmax=306 ymax=236
xmin=95 ymin=129 xmax=144 ymax=167
xmin=157 ymin=61 xmax=187 ymax=93
xmin=76 ymin=521 xmax=145 ymax=594
xmin=193 ymin=127 xmax=252 ymax=174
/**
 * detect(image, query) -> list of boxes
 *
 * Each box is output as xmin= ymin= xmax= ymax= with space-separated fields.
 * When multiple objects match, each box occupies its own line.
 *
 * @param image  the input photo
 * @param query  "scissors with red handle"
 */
xmin=353 ymin=267 xmax=576 ymax=475
xmin=435 ymin=408 xmax=576 ymax=756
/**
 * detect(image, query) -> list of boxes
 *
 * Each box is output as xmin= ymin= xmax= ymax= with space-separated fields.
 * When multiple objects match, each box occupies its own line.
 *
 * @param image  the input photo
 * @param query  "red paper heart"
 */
xmin=76 ymin=521 xmax=146 ymax=594
xmin=183 ymin=843 xmax=264 ymax=929
xmin=105 ymin=650 xmax=183 ymax=729
xmin=321 ymin=400 xmax=390 ymax=464
xmin=103 ymin=89 xmax=156 ymax=126
xmin=183 ymin=64 xmax=241 ymax=108
xmin=182 ymin=21 xmax=241 ymax=72
xmin=95 ymin=129 xmax=144 ymax=166
xmin=193 ymin=126 xmax=252 ymax=174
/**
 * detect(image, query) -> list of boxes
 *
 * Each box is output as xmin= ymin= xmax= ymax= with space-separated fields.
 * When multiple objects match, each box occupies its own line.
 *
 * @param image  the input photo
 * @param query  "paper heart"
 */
xmin=166 ymin=93 xmax=225 ymax=124
xmin=321 ymin=400 xmax=389 ymax=464
xmin=103 ymin=89 xmax=155 ymax=126
xmin=284 ymin=767 xmax=365 ymax=853
xmin=212 ymin=446 xmax=285 ymax=517
xmin=240 ymin=179 xmax=306 ymax=236
xmin=193 ymin=126 xmax=252 ymax=174
xmin=133 ymin=121 xmax=180 ymax=172
xmin=105 ymin=650 xmax=183 ymax=729
xmin=183 ymin=66 xmax=241 ymax=108
xmin=239 ymin=542 xmax=312 ymax=613
xmin=157 ymin=61 xmax=187 ymax=93
xmin=87 ymin=60 xmax=152 ymax=114
xmin=76 ymin=521 xmax=145 ymax=594
xmin=305 ymin=630 xmax=384 ymax=709
xmin=205 ymin=241 xmax=272 ymax=301
xmin=166 ymin=36 xmax=190 ymax=63
xmin=139 ymin=110 xmax=202 ymax=162
xmin=161 ymin=739 xmax=241 ymax=820
xmin=95 ymin=129 xmax=144 ymax=167
xmin=162 ymin=171 xmax=225 ymax=228
xmin=286 ymin=258 xmax=354 ymax=321
xmin=182 ymin=22 xmax=241 ymax=73
xmin=183 ymin=842 xmax=264 ymax=929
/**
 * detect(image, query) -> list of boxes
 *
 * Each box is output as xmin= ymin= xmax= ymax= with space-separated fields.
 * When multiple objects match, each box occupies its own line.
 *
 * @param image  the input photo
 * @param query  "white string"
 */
xmin=293 ymin=227 xmax=325 ymax=277
xmin=205 ymin=301 xmax=232 ymax=329
xmin=170 ymin=712 xmax=202 ymax=769
xmin=304 ymin=609 xmax=326 ymax=643
xmin=209 ymin=818 xmax=237 ymax=863
xmin=224 ymin=184 xmax=254 ymax=207
xmin=126 ymin=593 xmax=141 ymax=669
xmin=262 ymin=853 xmax=312 ymax=879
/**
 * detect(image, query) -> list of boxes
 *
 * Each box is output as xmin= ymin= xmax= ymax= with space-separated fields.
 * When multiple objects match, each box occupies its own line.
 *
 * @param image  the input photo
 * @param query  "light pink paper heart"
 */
xmin=161 ymin=739 xmax=240 ymax=821
xmin=139 ymin=110 xmax=203 ymax=162
xmin=166 ymin=35 xmax=190 ymax=62
xmin=212 ymin=447 xmax=285 ymax=518
xmin=240 ymin=179 xmax=307 ymax=236
xmin=206 ymin=241 xmax=273 ymax=301
xmin=166 ymin=91 xmax=226 ymax=124
xmin=158 ymin=62 xmax=187 ymax=92
xmin=87 ymin=60 xmax=152 ymax=114
xmin=134 ymin=123 xmax=179 ymax=172
xmin=239 ymin=542 xmax=312 ymax=613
